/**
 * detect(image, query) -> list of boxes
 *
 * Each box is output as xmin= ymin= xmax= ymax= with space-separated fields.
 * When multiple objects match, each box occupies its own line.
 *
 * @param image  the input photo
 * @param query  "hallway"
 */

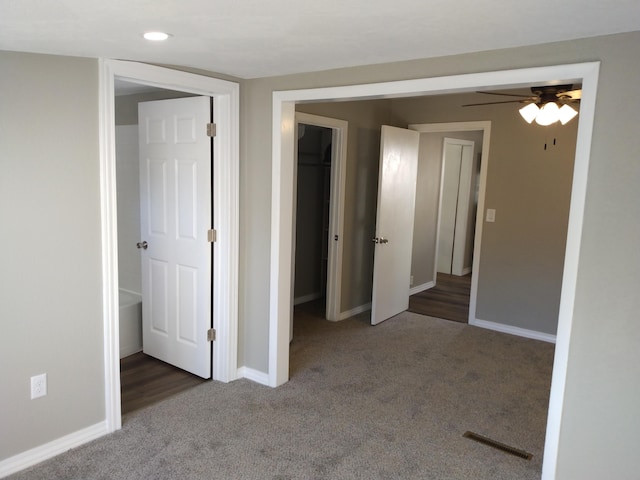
xmin=408 ymin=273 xmax=471 ymax=323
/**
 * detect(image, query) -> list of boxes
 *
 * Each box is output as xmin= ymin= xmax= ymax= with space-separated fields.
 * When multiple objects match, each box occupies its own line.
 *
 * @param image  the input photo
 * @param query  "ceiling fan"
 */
xmin=463 ymin=84 xmax=582 ymax=125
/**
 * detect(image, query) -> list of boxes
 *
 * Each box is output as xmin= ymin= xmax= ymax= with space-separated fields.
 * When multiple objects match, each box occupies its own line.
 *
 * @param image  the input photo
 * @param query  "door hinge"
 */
xmin=208 ymin=229 xmax=216 ymax=243
xmin=207 ymin=328 xmax=216 ymax=342
xmin=206 ymin=123 xmax=216 ymax=137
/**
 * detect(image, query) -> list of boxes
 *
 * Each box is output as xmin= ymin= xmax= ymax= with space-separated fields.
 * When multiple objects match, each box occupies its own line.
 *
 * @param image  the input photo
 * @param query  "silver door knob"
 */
xmin=136 ymin=241 xmax=148 ymax=250
xmin=372 ymin=237 xmax=389 ymax=244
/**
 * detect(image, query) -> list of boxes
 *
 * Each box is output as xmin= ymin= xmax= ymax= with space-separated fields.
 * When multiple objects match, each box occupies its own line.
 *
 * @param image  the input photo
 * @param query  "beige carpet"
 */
xmin=9 ymin=310 xmax=554 ymax=479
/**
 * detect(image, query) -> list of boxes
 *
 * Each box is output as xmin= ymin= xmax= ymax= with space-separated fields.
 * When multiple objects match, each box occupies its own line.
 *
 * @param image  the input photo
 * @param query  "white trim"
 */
xmin=409 ymin=121 xmax=491 ymax=327
xmin=98 ymin=60 xmax=121 ymax=433
xmin=460 ymin=267 xmax=472 ymax=276
xmin=293 ymin=292 xmax=323 ymax=306
xmin=541 ymin=61 xmax=600 ymax=480
xmin=409 ymin=281 xmax=435 ymax=296
xmin=409 ymin=121 xmax=491 ymax=133
xmin=270 ymin=62 xmax=601 ymax=479
xmin=471 ymin=318 xmax=557 ymax=343
xmin=0 ymin=421 xmax=108 ymax=478
xmin=338 ymin=302 xmax=372 ymax=321
xmin=295 ymin=112 xmax=348 ymax=322
xmin=99 ymin=59 xmax=240 ymax=433
xmin=237 ymin=366 xmax=271 ymax=386
xmin=269 ymin=100 xmax=296 ymax=387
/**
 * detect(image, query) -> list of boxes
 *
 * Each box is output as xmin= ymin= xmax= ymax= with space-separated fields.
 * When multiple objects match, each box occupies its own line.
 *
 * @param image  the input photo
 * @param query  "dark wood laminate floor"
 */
xmin=408 ymin=273 xmax=472 ymax=323
xmin=120 ymin=352 xmax=207 ymax=415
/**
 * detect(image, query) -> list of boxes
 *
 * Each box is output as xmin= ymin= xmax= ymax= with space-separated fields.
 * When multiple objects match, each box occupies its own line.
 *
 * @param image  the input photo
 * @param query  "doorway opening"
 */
xmin=294 ymin=123 xmax=332 ymax=308
xmin=114 ymin=80 xmax=211 ymax=414
xmin=290 ymin=112 xmax=348 ymax=340
xmin=407 ymin=123 xmax=490 ymax=325
xmin=99 ymin=59 xmax=240 ymax=433
xmin=269 ymin=62 xmax=600 ymax=479
xmin=293 ymin=122 xmax=333 ymax=334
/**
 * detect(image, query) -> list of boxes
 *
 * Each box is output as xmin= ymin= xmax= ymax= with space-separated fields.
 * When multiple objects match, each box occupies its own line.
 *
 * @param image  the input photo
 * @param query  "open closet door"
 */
xmin=371 ymin=126 xmax=420 ymax=325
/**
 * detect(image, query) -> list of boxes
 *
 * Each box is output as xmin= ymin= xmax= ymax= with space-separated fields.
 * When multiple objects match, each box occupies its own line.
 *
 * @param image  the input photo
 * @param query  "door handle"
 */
xmin=136 ymin=241 xmax=148 ymax=250
xmin=372 ymin=237 xmax=389 ymax=244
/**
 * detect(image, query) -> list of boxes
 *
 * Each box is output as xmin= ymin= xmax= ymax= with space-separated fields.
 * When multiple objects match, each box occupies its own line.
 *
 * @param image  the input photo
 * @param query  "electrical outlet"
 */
xmin=31 ymin=373 xmax=47 ymax=399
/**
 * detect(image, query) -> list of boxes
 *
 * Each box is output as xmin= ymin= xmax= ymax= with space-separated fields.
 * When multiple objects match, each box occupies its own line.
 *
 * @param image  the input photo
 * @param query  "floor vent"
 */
xmin=463 ymin=431 xmax=533 ymax=460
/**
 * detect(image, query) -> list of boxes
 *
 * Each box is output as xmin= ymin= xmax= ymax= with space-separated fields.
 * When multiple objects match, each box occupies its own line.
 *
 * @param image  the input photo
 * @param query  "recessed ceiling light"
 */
xmin=143 ymin=31 xmax=171 ymax=41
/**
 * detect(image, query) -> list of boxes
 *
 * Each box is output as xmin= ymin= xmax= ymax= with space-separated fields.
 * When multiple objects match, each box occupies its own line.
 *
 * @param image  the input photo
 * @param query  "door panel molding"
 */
xmin=139 ymin=96 xmax=212 ymax=378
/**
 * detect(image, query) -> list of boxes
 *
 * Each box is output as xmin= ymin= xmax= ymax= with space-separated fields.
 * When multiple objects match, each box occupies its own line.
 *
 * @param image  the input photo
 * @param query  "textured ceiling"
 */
xmin=1 ymin=0 xmax=639 ymax=79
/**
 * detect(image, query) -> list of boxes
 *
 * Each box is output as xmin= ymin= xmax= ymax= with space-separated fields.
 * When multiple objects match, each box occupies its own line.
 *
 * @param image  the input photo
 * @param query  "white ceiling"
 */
xmin=1 ymin=0 xmax=639 ymax=79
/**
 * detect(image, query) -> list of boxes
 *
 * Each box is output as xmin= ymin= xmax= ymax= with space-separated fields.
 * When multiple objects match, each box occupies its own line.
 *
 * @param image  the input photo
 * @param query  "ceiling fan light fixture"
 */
xmin=519 ymin=103 xmax=540 ymax=123
xmin=535 ymin=102 xmax=560 ymax=126
xmin=558 ymin=104 xmax=579 ymax=125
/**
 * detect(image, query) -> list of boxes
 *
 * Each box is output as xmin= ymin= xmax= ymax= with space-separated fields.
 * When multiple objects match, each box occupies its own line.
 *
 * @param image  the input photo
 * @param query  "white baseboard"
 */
xmin=237 ymin=366 xmax=270 ymax=386
xmin=470 ymin=318 xmax=556 ymax=344
xmin=0 ymin=421 xmax=108 ymax=478
xmin=293 ymin=292 xmax=323 ymax=306
xmin=409 ymin=281 xmax=435 ymax=296
xmin=338 ymin=302 xmax=372 ymax=321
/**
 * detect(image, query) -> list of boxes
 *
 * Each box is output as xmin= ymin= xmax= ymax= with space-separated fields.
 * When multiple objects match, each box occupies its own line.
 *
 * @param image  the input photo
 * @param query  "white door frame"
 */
xmin=409 ymin=122 xmax=490 ymax=327
xmin=271 ymin=62 xmax=600 ymax=480
xmin=294 ymin=112 xmax=347 ymax=322
xmin=99 ymin=59 xmax=239 ymax=432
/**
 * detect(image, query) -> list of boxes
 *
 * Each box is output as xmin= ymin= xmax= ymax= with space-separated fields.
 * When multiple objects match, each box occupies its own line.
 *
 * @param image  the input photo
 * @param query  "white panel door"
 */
xmin=437 ymin=139 xmax=475 ymax=275
xmin=139 ymin=96 xmax=212 ymax=379
xmin=437 ymin=143 xmax=462 ymax=274
xmin=371 ymin=126 xmax=420 ymax=325
xmin=451 ymin=142 xmax=474 ymax=276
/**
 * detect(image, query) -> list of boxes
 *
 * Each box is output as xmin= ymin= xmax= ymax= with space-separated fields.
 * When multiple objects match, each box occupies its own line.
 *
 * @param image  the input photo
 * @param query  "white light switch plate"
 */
xmin=486 ymin=209 xmax=496 ymax=222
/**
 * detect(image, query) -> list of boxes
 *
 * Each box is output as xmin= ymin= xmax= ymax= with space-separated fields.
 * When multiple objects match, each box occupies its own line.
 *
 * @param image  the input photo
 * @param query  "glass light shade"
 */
xmin=535 ymin=102 xmax=560 ymax=126
xmin=558 ymin=104 xmax=578 ymax=125
xmin=519 ymin=103 xmax=539 ymax=123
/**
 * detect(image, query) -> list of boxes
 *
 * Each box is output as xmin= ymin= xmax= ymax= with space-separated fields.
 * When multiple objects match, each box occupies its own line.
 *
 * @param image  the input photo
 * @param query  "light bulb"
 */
xmin=519 ymin=103 xmax=540 ymax=123
xmin=535 ymin=102 xmax=560 ymax=126
xmin=558 ymin=104 xmax=578 ymax=125
xmin=143 ymin=31 xmax=170 ymax=41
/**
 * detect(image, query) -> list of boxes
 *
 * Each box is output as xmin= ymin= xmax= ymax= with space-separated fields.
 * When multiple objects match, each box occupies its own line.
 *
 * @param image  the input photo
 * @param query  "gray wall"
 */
xmin=0 ymin=51 xmax=104 ymax=459
xmin=115 ymin=125 xmax=141 ymax=294
xmin=241 ymin=32 xmax=640 ymax=478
